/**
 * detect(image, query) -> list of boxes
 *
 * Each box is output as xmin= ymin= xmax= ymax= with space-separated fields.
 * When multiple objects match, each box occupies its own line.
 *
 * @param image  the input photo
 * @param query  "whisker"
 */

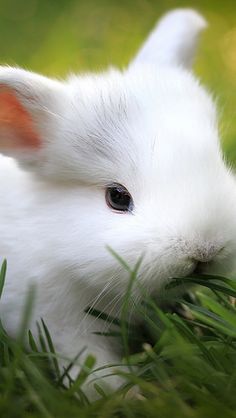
xmin=75 ymin=280 xmax=123 ymax=339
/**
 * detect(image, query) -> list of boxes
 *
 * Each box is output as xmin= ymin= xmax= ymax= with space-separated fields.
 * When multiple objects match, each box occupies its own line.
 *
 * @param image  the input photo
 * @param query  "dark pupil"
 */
xmin=109 ymin=187 xmax=130 ymax=211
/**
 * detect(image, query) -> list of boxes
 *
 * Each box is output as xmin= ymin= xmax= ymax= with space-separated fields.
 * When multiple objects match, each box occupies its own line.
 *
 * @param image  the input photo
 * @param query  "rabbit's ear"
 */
xmin=0 ymin=67 xmax=64 ymax=168
xmin=130 ymin=9 xmax=207 ymax=69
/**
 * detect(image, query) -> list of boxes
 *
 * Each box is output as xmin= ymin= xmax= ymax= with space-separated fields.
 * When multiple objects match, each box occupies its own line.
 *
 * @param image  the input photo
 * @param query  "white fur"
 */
xmin=131 ymin=9 xmax=207 ymax=68
xmin=0 ymin=9 xmax=236 ymax=394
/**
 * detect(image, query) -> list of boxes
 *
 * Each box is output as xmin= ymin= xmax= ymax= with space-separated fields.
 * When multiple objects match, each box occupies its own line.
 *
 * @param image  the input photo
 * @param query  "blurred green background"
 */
xmin=0 ymin=0 xmax=235 ymax=162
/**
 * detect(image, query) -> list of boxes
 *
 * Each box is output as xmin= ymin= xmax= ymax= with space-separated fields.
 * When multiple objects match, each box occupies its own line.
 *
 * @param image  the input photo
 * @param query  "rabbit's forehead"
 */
xmin=65 ymin=68 xmax=221 ymax=187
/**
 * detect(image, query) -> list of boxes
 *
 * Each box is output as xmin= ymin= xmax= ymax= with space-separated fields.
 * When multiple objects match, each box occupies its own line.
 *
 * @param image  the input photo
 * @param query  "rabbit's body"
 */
xmin=0 ymin=9 xmax=236 ymax=393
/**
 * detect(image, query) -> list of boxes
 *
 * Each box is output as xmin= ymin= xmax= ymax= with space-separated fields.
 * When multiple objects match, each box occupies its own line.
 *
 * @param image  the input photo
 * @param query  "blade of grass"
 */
xmin=41 ymin=318 xmax=60 ymax=380
xmin=66 ymin=354 xmax=96 ymax=396
xmin=28 ymin=330 xmax=39 ymax=352
xmin=0 ymin=259 xmax=7 ymax=299
xmin=182 ymin=301 xmax=236 ymax=338
xmin=17 ymin=285 xmax=36 ymax=345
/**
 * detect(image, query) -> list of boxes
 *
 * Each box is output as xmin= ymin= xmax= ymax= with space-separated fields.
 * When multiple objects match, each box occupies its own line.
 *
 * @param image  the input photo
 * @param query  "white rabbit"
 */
xmin=0 ymin=8 xmax=236 ymax=394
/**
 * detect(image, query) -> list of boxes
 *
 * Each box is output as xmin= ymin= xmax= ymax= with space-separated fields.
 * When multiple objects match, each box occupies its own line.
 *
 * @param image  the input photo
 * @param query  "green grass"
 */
xmin=2 ymin=258 xmax=236 ymax=417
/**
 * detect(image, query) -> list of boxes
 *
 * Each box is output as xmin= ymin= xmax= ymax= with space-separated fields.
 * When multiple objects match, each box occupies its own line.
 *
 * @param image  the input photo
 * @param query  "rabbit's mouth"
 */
xmin=165 ymin=260 xmax=211 ymax=285
xmin=191 ymin=261 xmax=210 ymax=276
xmin=175 ymin=259 xmax=219 ymax=279
xmin=170 ymin=255 xmax=233 ymax=285
xmin=176 ymin=244 xmax=231 ymax=279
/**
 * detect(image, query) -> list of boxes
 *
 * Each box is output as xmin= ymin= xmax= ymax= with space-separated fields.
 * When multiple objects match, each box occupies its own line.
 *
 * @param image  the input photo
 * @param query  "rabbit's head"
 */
xmin=0 ymin=9 xmax=236 ymax=298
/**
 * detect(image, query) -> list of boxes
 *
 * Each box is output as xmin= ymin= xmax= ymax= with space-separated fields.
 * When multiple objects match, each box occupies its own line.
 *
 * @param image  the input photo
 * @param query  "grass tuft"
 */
xmin=1 ymin=259 xmax=236 ymax=417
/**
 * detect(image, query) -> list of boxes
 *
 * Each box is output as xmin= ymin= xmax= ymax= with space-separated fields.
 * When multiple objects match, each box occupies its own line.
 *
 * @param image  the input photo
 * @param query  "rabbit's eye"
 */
xmin=105 ymin=183 xmax=134 ymax=213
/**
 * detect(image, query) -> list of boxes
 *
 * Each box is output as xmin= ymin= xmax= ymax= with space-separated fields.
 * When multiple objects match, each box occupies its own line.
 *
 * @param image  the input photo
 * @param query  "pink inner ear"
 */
xmin=0 ymin=87 xmax=41 ymax=149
